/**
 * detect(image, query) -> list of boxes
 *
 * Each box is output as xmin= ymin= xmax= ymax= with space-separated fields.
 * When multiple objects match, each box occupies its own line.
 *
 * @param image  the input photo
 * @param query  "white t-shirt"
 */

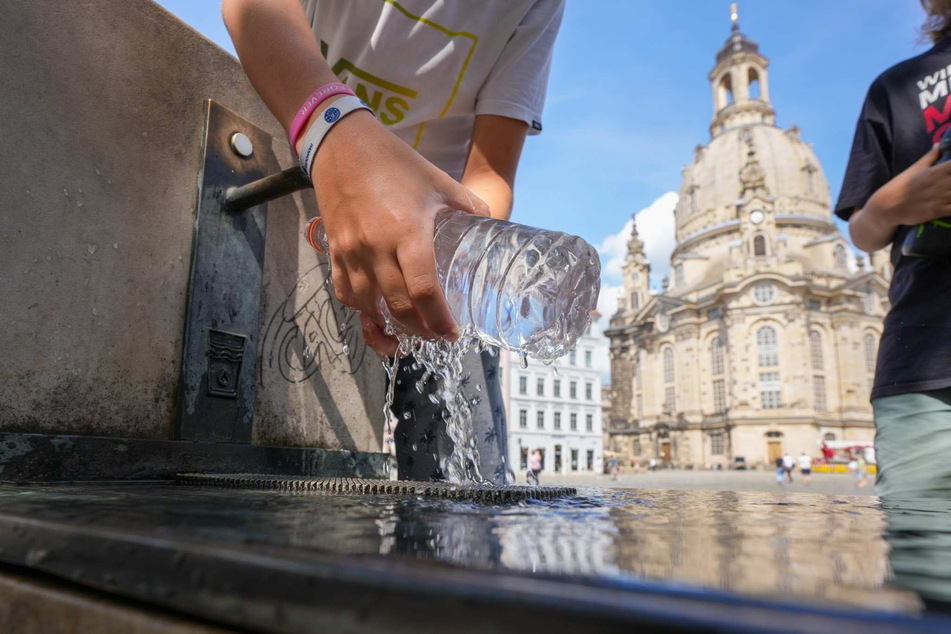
xmin=798 ymin=454 xmax=811 ymax=470
xmin=301 ymin=0 xmax=563 ymax=180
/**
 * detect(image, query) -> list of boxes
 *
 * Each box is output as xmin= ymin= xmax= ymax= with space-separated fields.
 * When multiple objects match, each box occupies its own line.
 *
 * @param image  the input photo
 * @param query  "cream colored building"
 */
xmin=604 ymin=17 xmax=890 ymax=470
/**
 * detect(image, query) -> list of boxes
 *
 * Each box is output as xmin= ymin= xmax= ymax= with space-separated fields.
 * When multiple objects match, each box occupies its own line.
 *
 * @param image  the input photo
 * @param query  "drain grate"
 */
xmin=176 ymin=474 xmax=576 ymax=502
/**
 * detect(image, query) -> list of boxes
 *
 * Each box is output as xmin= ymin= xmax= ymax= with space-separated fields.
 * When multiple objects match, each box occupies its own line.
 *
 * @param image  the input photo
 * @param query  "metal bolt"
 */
xmin=229 ymin=132 xmax=254 ymax=158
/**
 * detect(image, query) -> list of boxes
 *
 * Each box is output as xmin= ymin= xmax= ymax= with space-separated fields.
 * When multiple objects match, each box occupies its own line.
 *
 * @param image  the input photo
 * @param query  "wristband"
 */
xmin=289 ymin=82 xmax=356 ymax=150
xmin=298 ymin=95 xmax=374 ymax=179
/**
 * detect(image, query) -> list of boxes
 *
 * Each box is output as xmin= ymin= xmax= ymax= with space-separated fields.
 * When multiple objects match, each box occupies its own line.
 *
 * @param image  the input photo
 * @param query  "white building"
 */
xmin=503 ymin=317 xmax=605 ymax=477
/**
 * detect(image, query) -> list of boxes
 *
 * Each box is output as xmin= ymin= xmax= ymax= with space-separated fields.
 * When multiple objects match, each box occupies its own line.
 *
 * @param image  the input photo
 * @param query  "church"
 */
xmin=604 ymin=11 xmax=888 ymax=469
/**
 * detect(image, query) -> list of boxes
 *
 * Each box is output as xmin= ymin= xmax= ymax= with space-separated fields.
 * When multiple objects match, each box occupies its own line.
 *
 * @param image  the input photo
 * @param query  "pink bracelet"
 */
xmin=289 ymin=82 xmax=357 ymax=150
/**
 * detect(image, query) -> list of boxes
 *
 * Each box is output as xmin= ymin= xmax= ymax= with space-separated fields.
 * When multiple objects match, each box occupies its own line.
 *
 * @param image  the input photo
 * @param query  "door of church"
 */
xmin=660 ymin=441 xmax=671 ymax=463
xmin=767 ymin=441 xmax=782 ymax=464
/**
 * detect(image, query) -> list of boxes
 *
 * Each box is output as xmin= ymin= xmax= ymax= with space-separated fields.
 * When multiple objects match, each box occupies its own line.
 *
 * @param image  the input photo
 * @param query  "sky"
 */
xmin=154 ymin=0 xmax=930 ymax=379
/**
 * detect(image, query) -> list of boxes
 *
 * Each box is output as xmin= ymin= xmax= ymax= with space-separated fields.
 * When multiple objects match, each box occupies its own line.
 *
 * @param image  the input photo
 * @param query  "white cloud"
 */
xmin=598 ymin=192 xmax=679 ymax=290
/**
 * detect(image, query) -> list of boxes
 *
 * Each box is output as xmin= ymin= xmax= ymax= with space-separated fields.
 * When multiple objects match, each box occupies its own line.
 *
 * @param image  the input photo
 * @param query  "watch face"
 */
xmin=749 ymin=209 xmax=765 ymax=225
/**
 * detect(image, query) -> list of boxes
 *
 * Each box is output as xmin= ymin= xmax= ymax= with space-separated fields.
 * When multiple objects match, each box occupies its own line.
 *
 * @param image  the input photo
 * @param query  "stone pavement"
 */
xmin=539 ymin=468 xmax=875 ymax=496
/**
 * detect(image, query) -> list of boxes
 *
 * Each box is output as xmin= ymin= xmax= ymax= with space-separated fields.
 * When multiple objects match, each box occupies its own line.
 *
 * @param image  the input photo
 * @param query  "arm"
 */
xmin=849 ymin=144 xmax=951 ymax=252
xmin=222 ymin=0 xmax=488 ymax=344
xmin=461 ymin=115 xmax=529 ymax=221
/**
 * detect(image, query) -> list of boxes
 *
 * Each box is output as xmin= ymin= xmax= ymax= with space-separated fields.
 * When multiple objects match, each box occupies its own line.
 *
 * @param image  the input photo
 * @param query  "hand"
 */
xmin=868 ymin=144 xmax=951 ymax=227
xmin=304 ymin=109 xmax=489 ymax=345
xmin=360 ymin=313 xmax=398 ymax=358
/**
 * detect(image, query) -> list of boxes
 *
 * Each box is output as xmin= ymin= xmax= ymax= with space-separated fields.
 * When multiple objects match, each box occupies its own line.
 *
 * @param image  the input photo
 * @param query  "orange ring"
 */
xmin=306 ymin=216 xmax=326 ymax=254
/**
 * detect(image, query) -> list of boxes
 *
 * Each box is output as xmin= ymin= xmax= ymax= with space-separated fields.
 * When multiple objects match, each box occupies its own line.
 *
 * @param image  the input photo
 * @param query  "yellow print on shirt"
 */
xmin=320 ymin=0 xmax=478 ymax=148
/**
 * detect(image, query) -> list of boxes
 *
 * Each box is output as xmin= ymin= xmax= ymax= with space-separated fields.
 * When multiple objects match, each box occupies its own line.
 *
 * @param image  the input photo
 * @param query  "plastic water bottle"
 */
xmin=305 ymin=210 xmax=601 ymax=361
xmin=902 ymin=127 xmax=951 ymax=259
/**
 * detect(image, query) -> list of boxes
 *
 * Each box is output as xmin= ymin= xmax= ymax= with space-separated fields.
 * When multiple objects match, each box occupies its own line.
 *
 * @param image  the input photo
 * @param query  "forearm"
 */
xmin=461 ymin=170 xmax=514 ymax=221
xmin=848 ymin=201 xmax=899 ymax=253
xmin=222 ymin=0 xmax=338 ymax=133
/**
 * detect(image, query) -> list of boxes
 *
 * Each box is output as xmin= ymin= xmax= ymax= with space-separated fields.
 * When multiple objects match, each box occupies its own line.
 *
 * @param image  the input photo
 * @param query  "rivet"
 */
xmin=229 ymin=132 xmax=254 ymax=158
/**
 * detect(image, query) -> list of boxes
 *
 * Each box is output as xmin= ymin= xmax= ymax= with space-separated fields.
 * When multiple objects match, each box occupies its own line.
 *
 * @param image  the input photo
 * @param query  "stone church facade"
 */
xmin=604 ymin=17 xmax=890 ymax=469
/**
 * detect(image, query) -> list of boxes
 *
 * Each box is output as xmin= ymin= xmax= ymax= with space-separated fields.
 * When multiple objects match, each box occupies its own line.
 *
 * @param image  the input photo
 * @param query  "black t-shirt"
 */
xmin=836 ymin=38 xmax=951 ymax=400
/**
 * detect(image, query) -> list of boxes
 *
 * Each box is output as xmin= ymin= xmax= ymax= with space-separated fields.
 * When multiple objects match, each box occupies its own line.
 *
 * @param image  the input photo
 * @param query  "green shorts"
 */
xmin=873 ymin=387 xmax=951 ymax=498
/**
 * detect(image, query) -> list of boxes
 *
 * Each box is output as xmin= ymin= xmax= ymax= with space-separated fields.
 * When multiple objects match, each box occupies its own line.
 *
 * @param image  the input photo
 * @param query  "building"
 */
xmin=503 ymin=317 xmax=605 ymax=477
xmin=604 ymin=12 xmax=889 ymax=470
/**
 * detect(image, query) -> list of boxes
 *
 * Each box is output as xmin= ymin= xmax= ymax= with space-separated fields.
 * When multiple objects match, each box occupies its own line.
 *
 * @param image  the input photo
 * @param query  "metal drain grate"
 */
xmin=176 ymin=474 xmax=576 ymax=502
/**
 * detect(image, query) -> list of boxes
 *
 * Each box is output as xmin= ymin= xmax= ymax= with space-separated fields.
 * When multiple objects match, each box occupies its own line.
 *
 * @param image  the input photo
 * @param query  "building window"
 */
xmin=664 ymin=385 xmax=677 ymax=414
xmin=663 ymin=347 xmax=675 ymax=383
xmin=520 ymin=448 xmax=528 ymax=470
xmin=824 ymin=432 xmax=836 ymax=442
xmin=636 ymin=393 xmax=644 ymax=419
xmin=635 ymin=353 xmax=644 ymax=390
xmin=519 ymin=376 xmax=527 ymax=395
xmin=807 ymin=299 xmax=821 ymax=311
xmin=584 ymin=350 xmax=592 ymax=368
xmin=864 ymin=334 xmax=877 ymax=373
xmin=536 ymin=410 xmax=545 ymax=430
xmin=585 ymin=383 xmax=593 ymax=400
xmin=759 ymin=372 xmax=782 ymax=409
xmin=554 ymin=412 xmax=562 ymax=430
xmin=570 ymin=413 xmax=578 ymax=431
xmin=708 ymin=307 xmax=722 ymax=320
xmin=753 ymin=234 xmax=767 ymax=257
xmin=536 ymin=377 xmax=544 ymax=397
xmin=569 ymin=350 xmax=576 ymax=365
xmin=571 ymin=449 xmax=579 ymax=471
xmin=570 ymin=381 xmax=577 ymax=399
xmin=587 ymin=450 xmax=595 ymax=471
xmin=757 ymin=326 xmax=779 ymax=367
xmin=710 ymin=433 xmax=725 ymax=455
xmin=711 ymin=337 xmax=724 ymax=375
xmin=630 ymin=293 xmax=639 ymax=311
xmin=864 ymin=293 xmax=877 ymax=314
xmin=519 ymin=410 xmax=527 ymax=429
xmin=813 ymin=375 xmax=827 ymax=411
xmin=674 ymin=263 xmax=685 ymax=287
xmin=809 ymin=330 xmax=824 ymax=371
xmin=634 ymin=440 xmax=642 ymax=456
xmin=553 ymin=379 xmax=561 ymax=397
xmin=753 ymin=283 xmax=774 ymax=304
xmin=585 ymin=413 xmax=593 ymax=432
xmin=713 ymin=379 xmax=726 ymax=414
xmin=834 ymin=244 xmax=848 ymax=271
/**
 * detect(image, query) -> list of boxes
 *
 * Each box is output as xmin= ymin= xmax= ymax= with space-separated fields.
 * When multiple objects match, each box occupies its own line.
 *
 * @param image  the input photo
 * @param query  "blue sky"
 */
xmin=156 ymin=0 xmax=928 ymax=354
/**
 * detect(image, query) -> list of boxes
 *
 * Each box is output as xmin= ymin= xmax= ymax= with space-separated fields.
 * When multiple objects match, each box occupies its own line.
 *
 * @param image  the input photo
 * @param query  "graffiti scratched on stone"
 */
xmin=260 ymin=263 xmax=366 ymax=383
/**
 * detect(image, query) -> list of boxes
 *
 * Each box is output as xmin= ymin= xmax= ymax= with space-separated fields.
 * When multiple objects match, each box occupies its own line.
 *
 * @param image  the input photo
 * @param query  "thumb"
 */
xmin=443 ymin=180 xmax=491 ymax=218
xmin=918 ymin=143 xmax=942 ymax=168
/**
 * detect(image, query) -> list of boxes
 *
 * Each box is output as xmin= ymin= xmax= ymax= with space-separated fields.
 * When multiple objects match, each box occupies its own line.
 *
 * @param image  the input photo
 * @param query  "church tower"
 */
xmin=605 ymin=6 xmax=888 ymax=470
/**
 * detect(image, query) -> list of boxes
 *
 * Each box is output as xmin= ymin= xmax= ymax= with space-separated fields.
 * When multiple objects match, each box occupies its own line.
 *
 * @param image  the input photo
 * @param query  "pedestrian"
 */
xmin=856 ymin=452 xmax=869 ymax=489
xmin=608 ymin=456 xmax=619 ymax=481
xmin=798 ymin=452 xmax=812 ymax=485
xmin=836 ymin=0 xmax=951 ymax=497
xmin=775 ymin=456 xmax=786 ymax=486
xmin=223 ymin=0 xmax=565 ymax=483
xmin=649 ymin=457 xmax=657 ymax=472
xmin=527 ymin=449 xmax=543 ymax=486
xmin=782 ymin=452 xmax=796 ymax=483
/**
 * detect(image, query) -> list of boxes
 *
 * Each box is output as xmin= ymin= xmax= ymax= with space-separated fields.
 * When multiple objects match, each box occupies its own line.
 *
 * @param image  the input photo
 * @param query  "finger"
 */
xmin=329 ymin=252 xmax=356 ymax=307
xmin=346 ymin=267 xmax=384 ymax=326
xmin=360 ymin=313 xmax=399 ymax=358
xmin=374 ymin=259 xmax=436 ymax=338
xmin=921 ymin=143 xmax=942 ymax=168
xmin=396 ymin=238 xmax=459 ymax=340
xmin=443 ymin=179 xmax=491 ymax=218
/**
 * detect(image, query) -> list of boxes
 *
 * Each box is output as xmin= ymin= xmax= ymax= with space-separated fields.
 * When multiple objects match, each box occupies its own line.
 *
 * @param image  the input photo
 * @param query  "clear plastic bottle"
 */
xmin=306 ymin=209 xmax=600 ymax=361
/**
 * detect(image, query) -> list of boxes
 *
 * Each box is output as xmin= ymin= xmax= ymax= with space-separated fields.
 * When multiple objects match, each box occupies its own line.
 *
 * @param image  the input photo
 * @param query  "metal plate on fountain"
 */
xmin=177 ymin=473 xmax=576 ymax=502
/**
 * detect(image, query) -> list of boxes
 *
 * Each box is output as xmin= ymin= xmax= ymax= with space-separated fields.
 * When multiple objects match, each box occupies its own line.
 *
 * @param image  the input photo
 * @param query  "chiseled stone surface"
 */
xmin=0 ymin=0 xmax=383 ymax=451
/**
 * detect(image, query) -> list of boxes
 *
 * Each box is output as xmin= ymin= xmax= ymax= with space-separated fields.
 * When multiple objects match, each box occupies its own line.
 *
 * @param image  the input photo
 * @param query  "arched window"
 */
xmin=630 ymin=292 xmax=639 ymax=311
xmin=809 ymin=330 xmax=824 ymax=371
xmin=834 ymin=244 xmax=848 ymax=271
xmin=720 ymin=74 xmax=734 ymax=107
xmin=864 ymin=334 xmax=877 ymax=373
xmin=823 ymin=432 xmax=836 ymax=442
xmin=674 ymin=264 xmax=685 ymax=287
xmin=757 ymin=326 xmax=778 ymax=367
xmin=753 ymin=234 xmax=767 ymax=257
xmin=710 ymin=337 xmax=725 ymax=375
xmin=663 ymin=347 xmax=675 ymax=383
xmin=748 ymin=68 xmax=761 ymax=99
